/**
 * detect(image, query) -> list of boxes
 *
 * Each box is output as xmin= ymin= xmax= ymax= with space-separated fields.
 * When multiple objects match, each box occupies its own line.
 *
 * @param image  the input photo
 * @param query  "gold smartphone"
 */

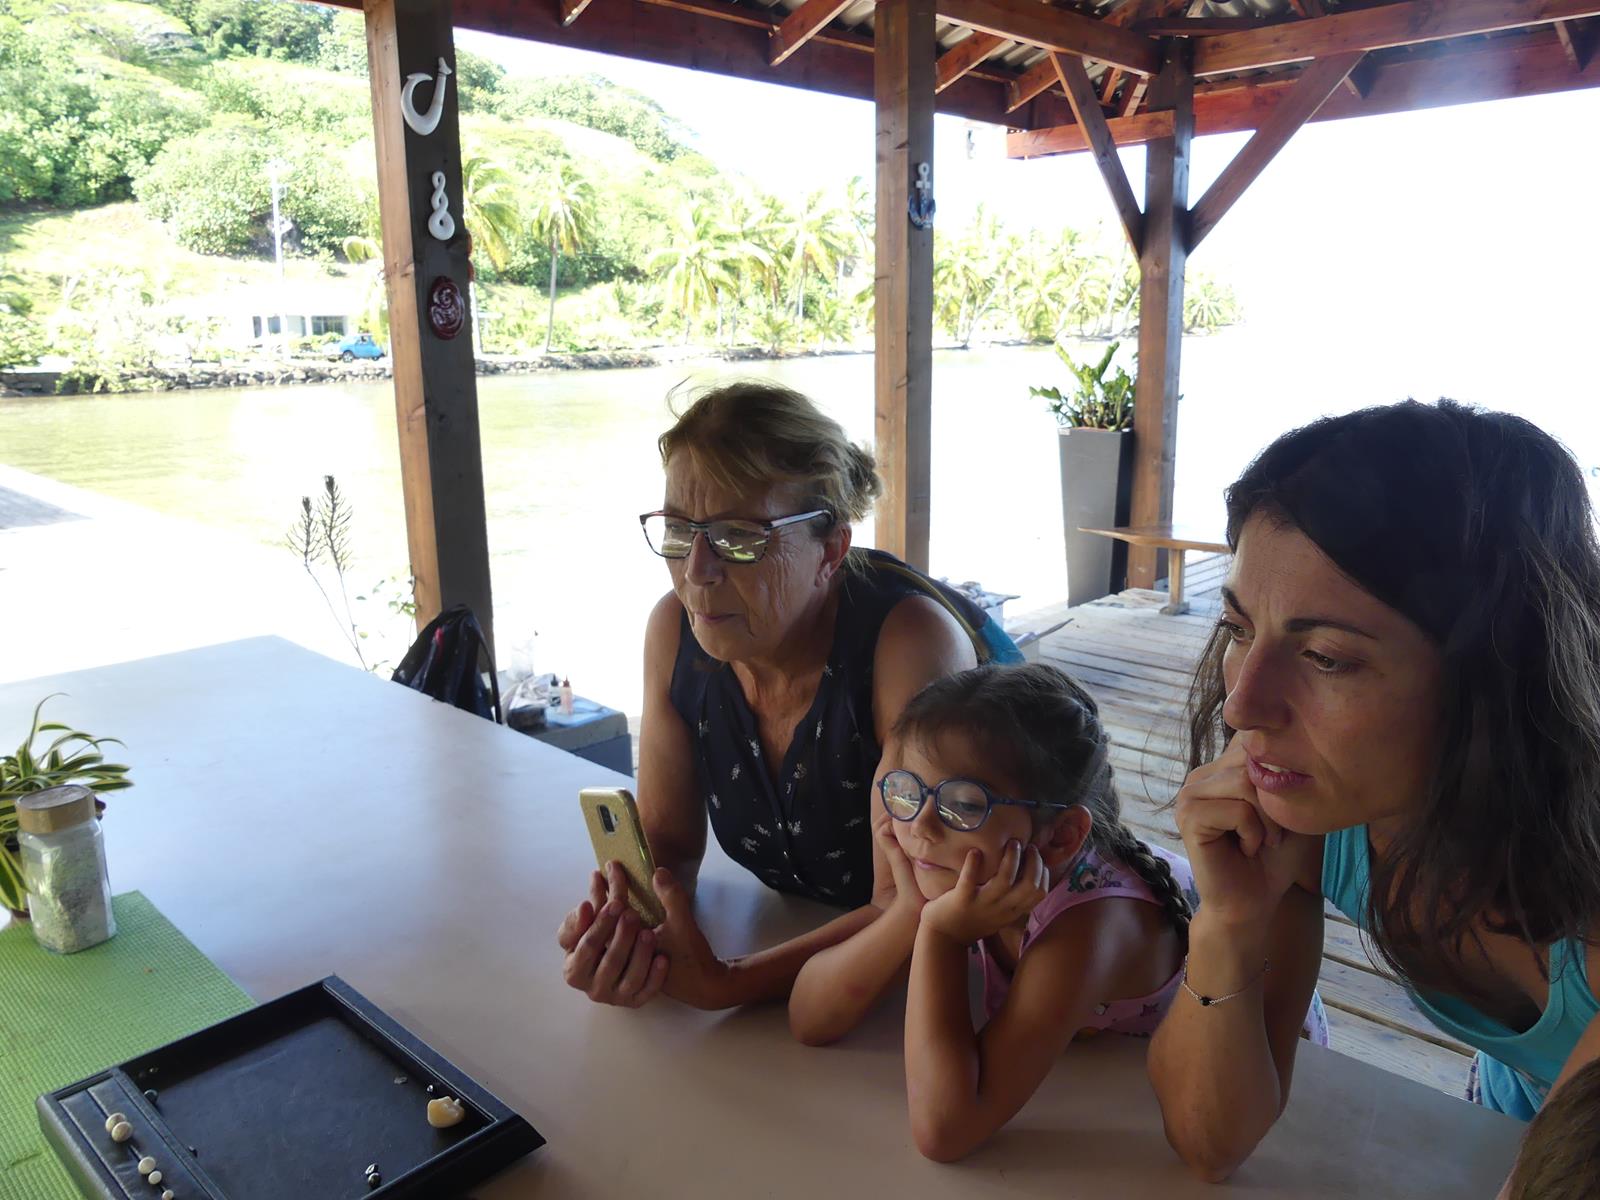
xmin=579 ymin=787 xmax=665 ymax=928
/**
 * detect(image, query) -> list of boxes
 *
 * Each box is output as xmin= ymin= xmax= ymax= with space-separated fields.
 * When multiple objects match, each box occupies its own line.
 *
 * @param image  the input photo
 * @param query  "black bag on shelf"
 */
xmin=390 ymin=604 xmax=502 ymax=723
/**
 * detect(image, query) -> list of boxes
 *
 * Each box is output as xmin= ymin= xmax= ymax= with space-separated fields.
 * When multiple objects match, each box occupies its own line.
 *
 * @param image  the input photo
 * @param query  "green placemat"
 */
xmin=0 ymin=892 xmax=254 ymax=1200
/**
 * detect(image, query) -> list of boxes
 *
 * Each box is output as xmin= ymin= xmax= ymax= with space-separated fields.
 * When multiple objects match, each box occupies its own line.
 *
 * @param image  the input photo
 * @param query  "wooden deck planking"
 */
xmin=1015 ymin=557 xmax=1478 ymax=1097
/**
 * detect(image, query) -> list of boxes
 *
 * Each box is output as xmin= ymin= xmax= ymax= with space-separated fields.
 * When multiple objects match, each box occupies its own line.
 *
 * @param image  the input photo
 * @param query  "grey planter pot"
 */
xmin=1059 ymin=427 xmax=1135 ymax=607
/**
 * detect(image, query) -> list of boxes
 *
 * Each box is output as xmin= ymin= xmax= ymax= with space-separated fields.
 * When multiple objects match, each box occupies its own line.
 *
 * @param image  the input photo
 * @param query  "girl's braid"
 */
xmin=1093 ymin=816 xmax=1193 ymax=942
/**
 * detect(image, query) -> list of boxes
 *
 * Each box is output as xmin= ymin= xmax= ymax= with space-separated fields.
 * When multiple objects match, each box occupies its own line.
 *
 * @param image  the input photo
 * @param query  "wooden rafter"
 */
xmin=1194 ymin=0 xmax=1600 ymax=75
xmin=770 ymin=0 xmax=855 ymax=66
xmin=1052 ymin=53 xmax=1144 ymax=253
xmin=1008 ymin=26 xmax=1600 ymax=156
xmin=1555 ymin=17 xmax=1597 ymax=66
xmin=561 ymin=0 xmax=596 ymax=25
xmin=936 ymin=31 xmax=1006 ymax=92
xmin=1136 ymin=16 xmax=1290 ymax=35
xmin=1120 ymin=74 xmax=1150 ymax=114
xmin=936 ymin=0 xmax=1162 ymax=74
xmin=1006 ymin=56 xmax=1060 ymax=111
xmin=1189 ymin=52 xmax=1363 ymax=247
xmin=1288 ymin=0 xmax=1372 ymax=97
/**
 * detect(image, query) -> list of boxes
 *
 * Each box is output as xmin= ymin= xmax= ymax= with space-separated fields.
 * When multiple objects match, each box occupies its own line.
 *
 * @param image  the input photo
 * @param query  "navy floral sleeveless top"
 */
xmin=669 ymin=551 xmax=1002 ymax=909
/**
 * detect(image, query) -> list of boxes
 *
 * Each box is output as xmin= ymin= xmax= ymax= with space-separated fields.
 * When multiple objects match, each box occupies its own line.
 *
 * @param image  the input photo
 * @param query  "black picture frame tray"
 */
xmin=37 ymin=975 xmax=544 ymax=1200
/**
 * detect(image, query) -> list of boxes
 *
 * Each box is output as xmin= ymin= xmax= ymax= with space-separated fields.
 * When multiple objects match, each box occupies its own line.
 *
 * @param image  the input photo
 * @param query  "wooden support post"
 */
xmin=1126 ymin=42 xmax=1192 ymax=591
xmin=365 ymin=0 xmax=495 ymax=646
xmin=874 ymin=0 xmax=935 ymax=569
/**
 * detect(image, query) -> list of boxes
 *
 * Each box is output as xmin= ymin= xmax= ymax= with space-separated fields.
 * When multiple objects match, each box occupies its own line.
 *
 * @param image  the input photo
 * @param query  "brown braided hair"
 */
xmin=892 ymin=662 xmax=1192 ymax=940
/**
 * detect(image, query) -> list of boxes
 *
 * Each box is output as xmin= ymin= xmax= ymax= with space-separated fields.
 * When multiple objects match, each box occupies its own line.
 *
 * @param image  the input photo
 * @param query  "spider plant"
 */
xmin=1 ymin=696 xmax=132 ymax=916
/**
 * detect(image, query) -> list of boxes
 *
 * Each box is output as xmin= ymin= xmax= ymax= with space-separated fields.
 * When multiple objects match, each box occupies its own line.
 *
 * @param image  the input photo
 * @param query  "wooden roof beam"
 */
xmin=1188 ymin=52 xmax=1363 ymax=247
xmin=1009 ymin=27 xmax=1600 ymax=157
xmin=1288 ymin=0 xmax=1368 ymax=96
xmin=1052 ymin=53 xmax=1144 ymax=253
xmin=1195 ymin=0 xmax=1600 ymax=75
xmin=561 ymin=0 xmax=597 ymax=24
xmin=770 ymin=0 xmax=856 ymax=66
xmin=937 ymin=0 xmax=1163 ymax=74
xmin=1556 ymin=18 xmax=1597 ymax=67
xmin=1006 ymin=56 xmax=1060 ymax=110
xmin=936 ymin=31 xmax=1006 ymax=91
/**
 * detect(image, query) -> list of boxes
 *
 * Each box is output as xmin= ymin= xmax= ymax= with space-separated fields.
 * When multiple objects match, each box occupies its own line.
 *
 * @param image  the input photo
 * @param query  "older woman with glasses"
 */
xmin=556 ymin=380 xmax=1020 ymax=1011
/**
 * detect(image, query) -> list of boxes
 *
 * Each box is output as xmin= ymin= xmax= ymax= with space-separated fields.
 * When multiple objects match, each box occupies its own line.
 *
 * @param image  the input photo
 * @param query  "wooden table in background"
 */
xmin=1080 ymin=525 xmax=1230 ymax=614
xmin=0 ymin=638 xmax=1520 ymax=1198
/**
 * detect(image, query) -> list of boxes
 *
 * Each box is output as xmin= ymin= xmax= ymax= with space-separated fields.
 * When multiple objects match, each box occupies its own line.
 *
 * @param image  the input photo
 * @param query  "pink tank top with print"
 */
xmin=973 ymin=843 xmax=1195 ymax=1037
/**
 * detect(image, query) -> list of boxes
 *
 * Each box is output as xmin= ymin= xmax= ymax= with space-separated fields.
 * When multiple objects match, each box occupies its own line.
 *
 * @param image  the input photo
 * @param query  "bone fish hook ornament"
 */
xmin=427 ymin=171 xmax=455 ymax=241
xmin=401 ymin=57 xmax=453 ymax=137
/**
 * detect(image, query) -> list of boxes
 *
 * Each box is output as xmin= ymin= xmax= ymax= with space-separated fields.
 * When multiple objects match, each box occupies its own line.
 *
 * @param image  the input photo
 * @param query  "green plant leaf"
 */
xmin=0 ymin=849 xmax=28 ymax=913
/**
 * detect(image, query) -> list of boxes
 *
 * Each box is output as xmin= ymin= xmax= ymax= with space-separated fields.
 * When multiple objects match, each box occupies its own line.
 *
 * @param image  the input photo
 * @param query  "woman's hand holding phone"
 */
xmin=558 ymin=862 xmax=669 ymax=1008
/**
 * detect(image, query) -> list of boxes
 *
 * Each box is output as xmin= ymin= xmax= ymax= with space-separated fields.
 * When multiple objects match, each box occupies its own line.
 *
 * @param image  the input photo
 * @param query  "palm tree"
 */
xmin=525 ymin=163 xmax=597 ymax=352
xmin=781 ymin=191 xmax=852 ymax=322
xmin=460 ymin=157 xmax=521 ymax=274
xmin=648 ymin=201 xmax=738 ymax=345
xmin=716 ymin=192 xmax=776 ymax=347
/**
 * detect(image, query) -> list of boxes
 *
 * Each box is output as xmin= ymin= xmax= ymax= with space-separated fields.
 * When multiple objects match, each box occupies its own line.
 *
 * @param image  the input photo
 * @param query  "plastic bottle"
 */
xmin=559 ymin=677 xmax=574 ymax=716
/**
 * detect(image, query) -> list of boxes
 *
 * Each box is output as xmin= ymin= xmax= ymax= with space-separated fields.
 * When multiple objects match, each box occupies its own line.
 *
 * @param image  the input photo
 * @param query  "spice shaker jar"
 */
xmin=16 ymin=784 xmax=117 ymax=954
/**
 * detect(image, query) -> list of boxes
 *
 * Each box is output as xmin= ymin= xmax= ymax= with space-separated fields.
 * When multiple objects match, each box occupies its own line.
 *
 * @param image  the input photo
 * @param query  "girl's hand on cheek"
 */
xmin=921 ymin=840 xmax=1048 ymax=944
xmin=875 ymin=821 xmax=926 ymax=915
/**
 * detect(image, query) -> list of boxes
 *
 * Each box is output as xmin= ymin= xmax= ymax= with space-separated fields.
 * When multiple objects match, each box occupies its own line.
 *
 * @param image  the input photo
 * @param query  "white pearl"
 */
xmin=110 ymin=1121 xmax=132 ymax=1143
xmin=162 ymin=1193 xmax=174 ymax=1200
xmin=148 ymin=1170 xmax=163 ymax=1185
xmin=104 ymin=1113 xmax=126 ymax=1134
xmin=138 ymin=1156 xmax=155 ymax=1175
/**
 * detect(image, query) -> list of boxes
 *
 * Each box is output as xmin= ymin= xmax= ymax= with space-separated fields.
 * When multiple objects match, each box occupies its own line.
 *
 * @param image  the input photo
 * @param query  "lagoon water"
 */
xmin=5 ymin=329 xmax=1600 ymax=714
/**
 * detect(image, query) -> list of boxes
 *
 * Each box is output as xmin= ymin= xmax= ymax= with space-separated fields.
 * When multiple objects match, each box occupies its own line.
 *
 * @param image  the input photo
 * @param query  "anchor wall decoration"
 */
xmin=401 ymin=57 xmax=453 ymax=137
xmin=908 ymin=162 xmax=935 ymax=231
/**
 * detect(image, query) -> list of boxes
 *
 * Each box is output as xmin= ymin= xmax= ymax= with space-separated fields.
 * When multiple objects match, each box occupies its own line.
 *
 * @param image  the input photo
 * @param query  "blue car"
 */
xmin=335 ymin=332 xmax=385 ymax=362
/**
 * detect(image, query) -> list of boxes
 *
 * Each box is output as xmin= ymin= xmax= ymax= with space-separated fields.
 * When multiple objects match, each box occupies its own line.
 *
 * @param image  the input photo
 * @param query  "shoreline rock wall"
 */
xmin=0 ymin=344 xmax=876 ymax=397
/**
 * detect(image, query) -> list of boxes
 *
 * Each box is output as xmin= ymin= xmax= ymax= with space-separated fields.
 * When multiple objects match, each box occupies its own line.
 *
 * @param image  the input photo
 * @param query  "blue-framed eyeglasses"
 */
xmin=639 ymin=509 xmax=832 ymax=564
xmin=878 ymin=768 xmax=1072 ymax=833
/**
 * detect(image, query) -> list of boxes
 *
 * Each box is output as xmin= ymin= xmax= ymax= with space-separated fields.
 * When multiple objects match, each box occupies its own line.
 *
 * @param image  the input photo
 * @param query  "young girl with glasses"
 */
xmin=791 ymin=662 xmax=1276 ymax=1160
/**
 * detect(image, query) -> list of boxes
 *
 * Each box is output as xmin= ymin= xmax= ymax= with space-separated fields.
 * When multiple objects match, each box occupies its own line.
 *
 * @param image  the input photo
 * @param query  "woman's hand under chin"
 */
xmin=1175 ymin=736 xmax=1307 ymax=931
xmin=920 ymin=840 xmax=1048 ymax=945
xmin=651 ymin=867 xmax=738 ymax=1010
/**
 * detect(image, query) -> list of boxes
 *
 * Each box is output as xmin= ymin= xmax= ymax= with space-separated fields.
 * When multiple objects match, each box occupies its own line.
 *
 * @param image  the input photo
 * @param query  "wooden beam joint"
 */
xmin=770 ymin=0 xmax=854 ymax=66
xmin=560 ymin=0 xmax=596 ymax=25
xmin=1051 ymin=53 xmax=1144 ymax=254
xmin=937 ymin=0 xmax=1163 ymax=74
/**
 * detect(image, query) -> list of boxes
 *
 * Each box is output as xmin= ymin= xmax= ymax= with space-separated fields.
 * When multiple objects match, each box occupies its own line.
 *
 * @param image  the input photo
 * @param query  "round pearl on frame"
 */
xmin=138 ymin=1156 xmax=155 ymax=1175
xmin=104 ymin=1113 xmax=126 ymax=1134
xmin=162 ymin=1192 xmax=175 ymax=1200
xmin=110 ymin=1121 xmax=132 ymax=1143
xmin=148 ymin=1170 xmax=163 ymax=1185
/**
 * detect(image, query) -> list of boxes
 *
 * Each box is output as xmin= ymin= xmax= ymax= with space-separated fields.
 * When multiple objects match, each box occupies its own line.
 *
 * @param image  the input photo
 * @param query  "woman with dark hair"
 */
xmin=1147 ymin=400 xmax=1600 ymax=1184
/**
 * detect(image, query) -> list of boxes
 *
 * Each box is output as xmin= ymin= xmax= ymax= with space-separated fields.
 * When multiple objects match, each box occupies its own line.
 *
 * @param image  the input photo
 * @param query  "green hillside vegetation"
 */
xmin=0 ymin=0 xmax=1242 ymax=384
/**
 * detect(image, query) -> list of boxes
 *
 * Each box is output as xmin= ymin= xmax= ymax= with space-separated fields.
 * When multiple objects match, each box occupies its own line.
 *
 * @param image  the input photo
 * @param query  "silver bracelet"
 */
xmin=1180 ymin=958 xmax=1270 ymax=1007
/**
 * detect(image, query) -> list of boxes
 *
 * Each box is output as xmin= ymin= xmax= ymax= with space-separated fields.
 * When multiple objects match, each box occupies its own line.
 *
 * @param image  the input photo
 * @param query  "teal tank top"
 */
xmin=1321 ymin=824 xmax=1598 ymax=1120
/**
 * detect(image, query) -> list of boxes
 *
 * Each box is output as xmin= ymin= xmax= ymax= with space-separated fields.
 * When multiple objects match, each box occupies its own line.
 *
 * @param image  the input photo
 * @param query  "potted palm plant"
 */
xmin=1031 ymin=341 xmax=1136 ymax=606
xmin=1 ymin=696 xmax=131 ymax=918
